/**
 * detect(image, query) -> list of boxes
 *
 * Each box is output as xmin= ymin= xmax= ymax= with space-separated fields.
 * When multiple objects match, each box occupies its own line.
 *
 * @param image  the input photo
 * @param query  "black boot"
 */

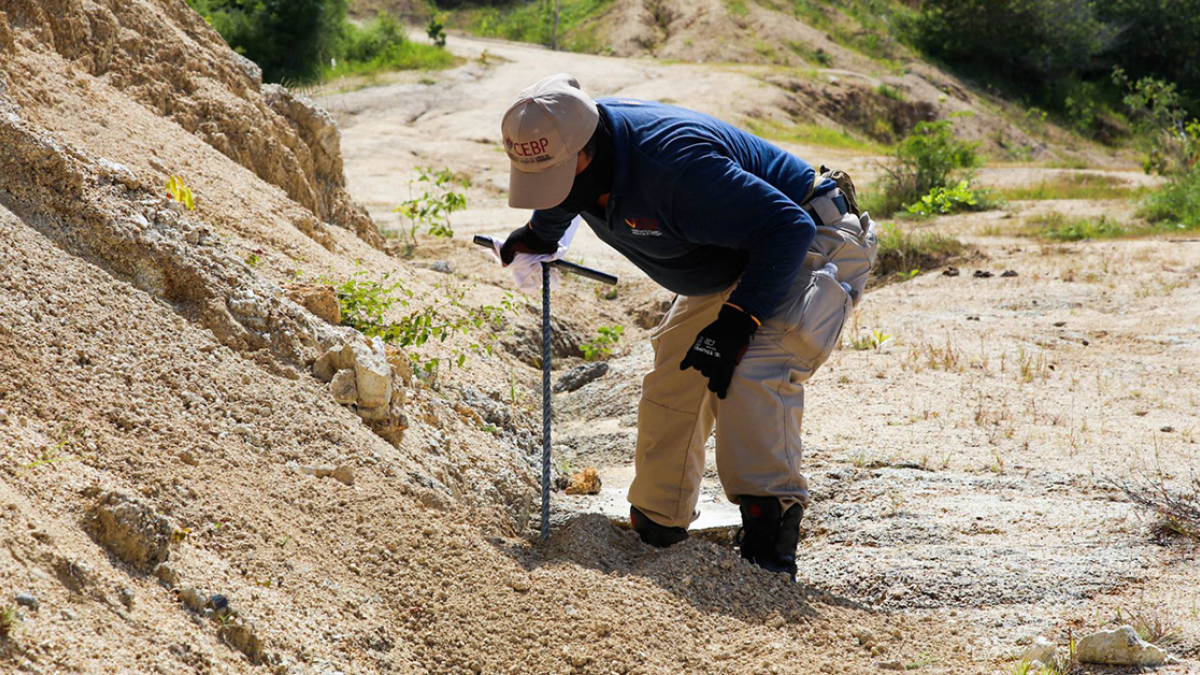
xmin=630 ymin=506 xmax=689 ymax=548
xmin=736 ymin=496 xmax=803 ymax=579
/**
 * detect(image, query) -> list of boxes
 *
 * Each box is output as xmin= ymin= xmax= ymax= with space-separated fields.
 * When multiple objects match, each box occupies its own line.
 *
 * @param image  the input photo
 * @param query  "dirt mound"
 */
xmin=0 ymin=0 xmax=377 ymax=247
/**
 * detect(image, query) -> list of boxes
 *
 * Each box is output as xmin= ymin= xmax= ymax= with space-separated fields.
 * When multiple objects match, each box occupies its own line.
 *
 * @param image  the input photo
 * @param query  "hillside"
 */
xmin=3 ymin=1 xmax=1199 ymax=674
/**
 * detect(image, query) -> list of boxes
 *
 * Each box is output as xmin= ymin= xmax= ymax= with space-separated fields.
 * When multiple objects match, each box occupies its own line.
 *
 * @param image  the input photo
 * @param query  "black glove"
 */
xmin=679 ymin=304 xmax=759 ymax=399
xmin=499 ymin=224 xmax=559 ymax=265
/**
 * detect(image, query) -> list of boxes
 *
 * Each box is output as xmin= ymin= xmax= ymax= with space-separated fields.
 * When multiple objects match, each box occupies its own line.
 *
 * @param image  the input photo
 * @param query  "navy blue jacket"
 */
xmin=529 ymin=99 xmax=819 ymax=322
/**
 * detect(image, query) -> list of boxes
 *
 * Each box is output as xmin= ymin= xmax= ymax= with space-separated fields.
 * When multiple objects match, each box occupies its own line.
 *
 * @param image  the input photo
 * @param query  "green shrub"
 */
xmin=1117 ymin=71 xmax=1200 ymax=231
xmin=870 ymin=117 xmax=980 ymax=215
xmin=333 ymin=267 xmax=520 ymax=373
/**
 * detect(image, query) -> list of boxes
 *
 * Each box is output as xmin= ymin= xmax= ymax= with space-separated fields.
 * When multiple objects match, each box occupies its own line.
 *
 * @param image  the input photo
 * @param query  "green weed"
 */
xmin=849 ymin=329 xmax=891 ymax=350
xmin=394 ymin=166 xmax=468 ymax=254
xmin=906 ymin=180 xmax=982 ymax=217
xmin=581 ymin=325 xmax=625 ymax=361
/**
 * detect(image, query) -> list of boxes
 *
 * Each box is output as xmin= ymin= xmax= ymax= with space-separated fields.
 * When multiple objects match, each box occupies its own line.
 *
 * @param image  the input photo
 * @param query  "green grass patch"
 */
xmin=321 ymin=40 xmax=455 ymax=80
xmin=727 ymin=0 xmax=750 ymax=17
xmin=874 ymin=221 xmax=968 ymax=278
xmin=459 ymin=0 xmax=615 ymax=53
xmin=746 ymin=119 xmax=890 ymax=153
xmin=1022 ymin=212 xmax=1128 ymax=240
xmin=993 ymin=173 xmax=1145 ymax=202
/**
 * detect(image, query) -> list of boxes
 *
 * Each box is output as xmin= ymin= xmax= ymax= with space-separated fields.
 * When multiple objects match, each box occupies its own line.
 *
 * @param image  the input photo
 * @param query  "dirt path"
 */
xmin=326 ymin=34 xmax=1200 ymax=671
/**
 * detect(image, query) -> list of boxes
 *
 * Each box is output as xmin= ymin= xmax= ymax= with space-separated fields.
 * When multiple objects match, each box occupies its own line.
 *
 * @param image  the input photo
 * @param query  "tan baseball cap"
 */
xmin=502 ymin=73 xmax=599 ymax=210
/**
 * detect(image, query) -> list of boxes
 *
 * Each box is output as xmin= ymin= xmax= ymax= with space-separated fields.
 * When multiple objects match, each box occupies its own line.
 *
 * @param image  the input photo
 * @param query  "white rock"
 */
xmin=1020 ymin=636 xmax=1056 ymax=665
xmin=352 ymin=340 xmax=392 ymax=409
xmin=1076 ymin=625 xmax=1167 ymax=666
xmin=330 ymin=369 xmax=357 ymax=405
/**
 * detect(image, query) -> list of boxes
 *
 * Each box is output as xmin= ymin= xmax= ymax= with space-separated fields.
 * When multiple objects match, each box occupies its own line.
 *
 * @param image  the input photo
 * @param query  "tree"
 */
xmin=189 ymin=0 xmax=348 ymax=83
xmin=911 ymin=0 xmax=1111 ymax=100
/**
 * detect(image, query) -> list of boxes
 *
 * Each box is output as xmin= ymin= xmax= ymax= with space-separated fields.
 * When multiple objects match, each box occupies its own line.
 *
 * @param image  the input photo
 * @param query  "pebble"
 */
xmin=875 ymin=660 xmax=904 ymax=671
xmin=332 ymin=464 xmax=355 ymax=486
xmin=210 ymin=594 xmax=230 ymax=616
xmin=16 ymin=592 xmax=39 ymax=610
xmin=178 ymin=450 xmax=199 ymax=466
xmin=1160 ymin=426 xmax=1175 ymax=433
xmin=120 ymin=587 xmax=136 ymax=609
xmin=154 ymin=563 xmax=179 ymax=586
xmin=179 ymin=587 xmax=207 ymax=612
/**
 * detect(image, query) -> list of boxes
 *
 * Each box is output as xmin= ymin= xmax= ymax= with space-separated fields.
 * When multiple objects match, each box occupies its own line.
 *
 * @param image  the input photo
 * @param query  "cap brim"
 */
xmin=508 ymin=158 xmax=576 ymax=210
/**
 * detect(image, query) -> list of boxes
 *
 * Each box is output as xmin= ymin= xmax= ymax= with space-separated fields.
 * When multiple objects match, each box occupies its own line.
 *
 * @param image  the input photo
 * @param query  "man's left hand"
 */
xmin=680 ymin=304 xmax=759 ymax=399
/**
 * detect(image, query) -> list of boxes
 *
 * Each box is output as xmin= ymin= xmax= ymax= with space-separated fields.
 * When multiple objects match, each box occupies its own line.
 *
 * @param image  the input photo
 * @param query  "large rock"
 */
xmin=351 ymin=338 xmax=392 ymax=409
xmin=553 ymin=361 xmax=609 ymax=393
xmin=313 ymin=337 xmax=406 ymax=445
xmin=90 ymin=491 xmax=175 ymax=571
xmin=1076 ymin=625 xmax=1167 ymax=666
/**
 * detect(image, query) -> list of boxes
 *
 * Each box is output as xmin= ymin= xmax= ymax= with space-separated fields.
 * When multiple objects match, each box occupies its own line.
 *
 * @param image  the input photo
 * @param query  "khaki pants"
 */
xmin=627 ymin=265 xmax=855 ymax=528
xmin=628 ymin=207 xmax=873 ymax=528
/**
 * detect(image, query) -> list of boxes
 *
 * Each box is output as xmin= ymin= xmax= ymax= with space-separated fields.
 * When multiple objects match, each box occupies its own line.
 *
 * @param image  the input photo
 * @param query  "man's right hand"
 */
xmin=500 ymin=224 xmax=559 ymax=265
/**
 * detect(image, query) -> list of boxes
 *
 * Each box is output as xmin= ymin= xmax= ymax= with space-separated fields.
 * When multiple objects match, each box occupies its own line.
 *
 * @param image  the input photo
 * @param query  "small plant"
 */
xmin=394 ymin=166 xmax=468 ymax=253
xmin=850 ymin=329 xmax=891 ymax=350
xmin=166 ymin=175 xmax=196 ymax=211
xmin=906 ymin=180 xmax=981 ymax=217
xmin=1 ymin=605 xmax=16 ymax=641
xmin=581 ymin=325 xmax=625 ymax=361
xmin=426 ymin=13 xmax=447 ymax=48
xmin=22 ymin=433 xmax=77 ymax=473
xmin=245 ymin=253 xmax=261 ymax=267
xmin=1112 ymin=472 xmax=1200 ymax=541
